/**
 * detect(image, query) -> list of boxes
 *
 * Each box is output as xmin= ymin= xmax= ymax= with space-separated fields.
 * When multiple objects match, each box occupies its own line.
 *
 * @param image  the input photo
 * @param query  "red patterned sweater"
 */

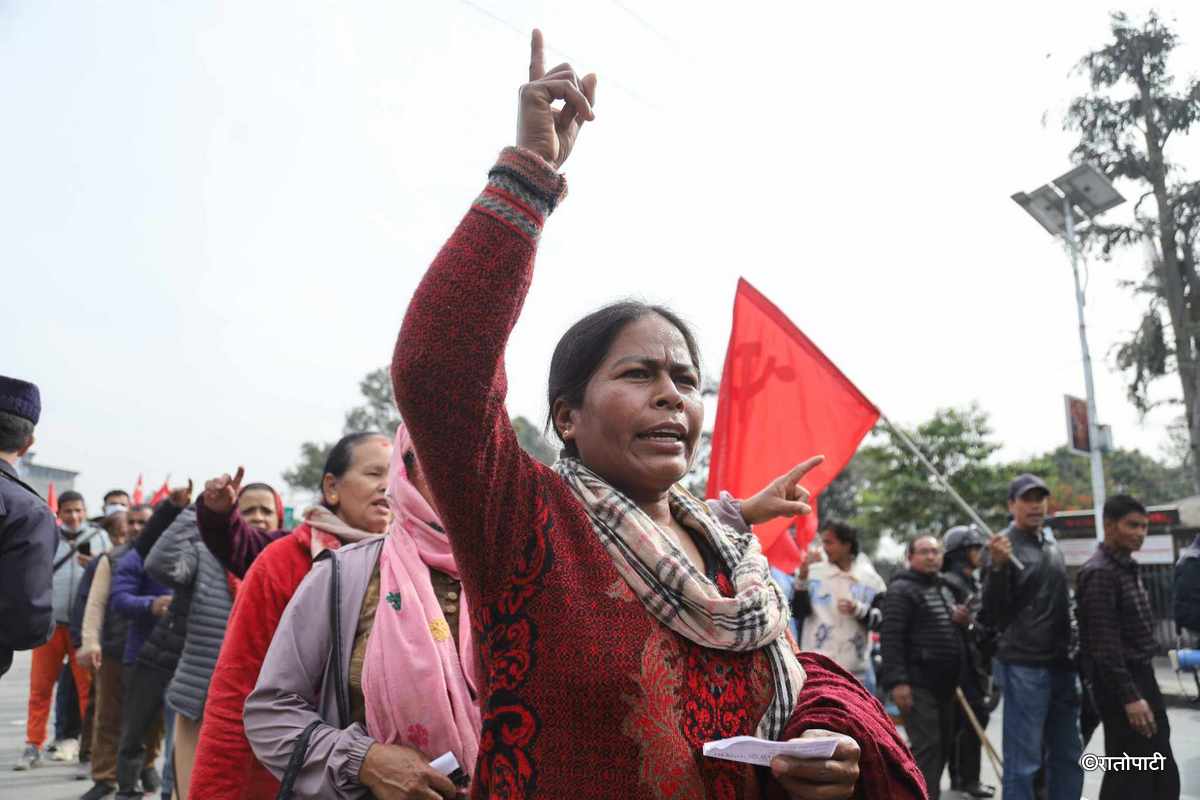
xmin=393 ymin=147 xmax=926 ymax=800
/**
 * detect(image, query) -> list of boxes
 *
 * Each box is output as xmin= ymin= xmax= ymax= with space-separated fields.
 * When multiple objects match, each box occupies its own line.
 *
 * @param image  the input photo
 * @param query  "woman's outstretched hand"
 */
xmin=771 ymin=729 xmax=861 ymax=799
xmin=516 ymin=29 xmax=596 ymax=169
xmin=740 ymin=456 xmax=825 ymax=526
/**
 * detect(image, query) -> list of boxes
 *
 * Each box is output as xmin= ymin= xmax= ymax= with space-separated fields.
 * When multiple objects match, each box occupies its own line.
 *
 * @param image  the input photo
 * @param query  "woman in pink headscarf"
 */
xmin=243 ymin=425 xmax=479 ymax=800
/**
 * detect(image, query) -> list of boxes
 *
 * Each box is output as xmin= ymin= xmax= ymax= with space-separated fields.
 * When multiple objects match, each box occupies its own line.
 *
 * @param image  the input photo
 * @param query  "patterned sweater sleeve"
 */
xmin=392 ymin=147 xmax=567 ymax=600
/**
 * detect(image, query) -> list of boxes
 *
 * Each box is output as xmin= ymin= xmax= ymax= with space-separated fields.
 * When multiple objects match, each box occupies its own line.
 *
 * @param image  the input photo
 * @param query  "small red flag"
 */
xmin=47 ymin=481 xmax=58 ymax=515
xmin=148 ymin=475 xmax=171 ymax=507
xmin=132 ymin=473 xmax=145 ymax=506
xmin=707 ymin=279 xmax=880 ymax=572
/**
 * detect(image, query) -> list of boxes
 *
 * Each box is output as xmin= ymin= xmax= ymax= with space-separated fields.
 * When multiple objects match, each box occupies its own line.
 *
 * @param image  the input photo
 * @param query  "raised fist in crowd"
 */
xmin=202 ymin=466 xmax=245 ymax=515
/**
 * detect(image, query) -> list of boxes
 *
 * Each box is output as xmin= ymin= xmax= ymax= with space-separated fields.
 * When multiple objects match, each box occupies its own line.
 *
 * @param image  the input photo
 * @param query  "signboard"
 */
xmin=1048 ymin=507 xmax=1181 ymax=533
xmin=1059 ymin=534 xmax=1176 ymax=567
xmin=1065 ymin=395 xmax=1091 ymax=455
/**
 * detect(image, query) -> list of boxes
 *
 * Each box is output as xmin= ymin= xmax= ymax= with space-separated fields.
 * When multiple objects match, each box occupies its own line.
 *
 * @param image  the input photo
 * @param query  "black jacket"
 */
xmin=134 ymin=582 xmax=190 ymax=675
xmin=128 ymin=499 xmax=190 ymax=675
xmin=979 ymin=525 xmax=1075 ymax=667
xmin=1176 ymin=536 xmax=1200 ymax=634
xmin=879 ymin=568 xmax=964 ymax=696
xmin=69 ymin=543 xmax=136 ymax=659
xmin=0 ymin=459 xmax=57 ymax=676
xmin=941 ymin=564 xmax=995 ymax=694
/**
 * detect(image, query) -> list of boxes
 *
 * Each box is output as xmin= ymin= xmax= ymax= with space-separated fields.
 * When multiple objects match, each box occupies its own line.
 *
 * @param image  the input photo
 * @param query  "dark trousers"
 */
xmin=115 ymin=664 xmax=169 ymax=794
xmin=903 ymin=685 xmax=957 ymax=800
xmin=1094 ymin=662 xmax=1181 ymax=800
xmin=949 ymin=688 xmax=989 ymax=789
xmin=55 ymin=663 xmax=80 ymax=740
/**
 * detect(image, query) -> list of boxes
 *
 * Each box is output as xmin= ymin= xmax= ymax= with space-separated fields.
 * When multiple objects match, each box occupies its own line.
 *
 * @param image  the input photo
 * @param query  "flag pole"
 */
xmin=878 ymin=413 xmax=1024 ymax=570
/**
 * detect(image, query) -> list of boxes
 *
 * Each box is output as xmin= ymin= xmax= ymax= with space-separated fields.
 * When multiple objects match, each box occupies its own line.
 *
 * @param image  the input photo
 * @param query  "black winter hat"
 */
xmin=0 ymin=375 xmax=40 ymax=425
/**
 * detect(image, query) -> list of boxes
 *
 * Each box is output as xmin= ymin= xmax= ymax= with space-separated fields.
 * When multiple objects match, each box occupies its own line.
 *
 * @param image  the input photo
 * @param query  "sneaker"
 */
xmin=964 ymin=783 xmax=997 ymax=798
xmin=139 ymin=766 xmax=161 ymax=793
xmin=50 ymin=737 xmax=79 ymax=763
xmin=80 ymin=781 xmax=115 ymax=800
xmin=12 ymin=745 xmax=41 ymax=771
xmin=75 ymin=759 xmax=92 ymax=780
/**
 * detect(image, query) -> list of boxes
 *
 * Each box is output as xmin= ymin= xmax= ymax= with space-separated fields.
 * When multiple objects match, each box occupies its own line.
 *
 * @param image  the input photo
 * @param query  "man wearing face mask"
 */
xmin=15 ymin=489 xmax=112 ymax=770
xmin=979 ymin=474 xmax=1083 ymax=800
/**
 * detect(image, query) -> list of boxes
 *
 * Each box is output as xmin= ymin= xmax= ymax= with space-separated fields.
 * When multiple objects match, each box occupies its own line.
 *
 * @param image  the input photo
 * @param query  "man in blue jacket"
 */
xmin=0 ymin=376 xmax=56 ymax=679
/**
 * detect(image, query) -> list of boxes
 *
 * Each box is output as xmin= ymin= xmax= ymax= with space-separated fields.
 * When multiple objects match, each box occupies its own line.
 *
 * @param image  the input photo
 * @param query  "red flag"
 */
xmin=132 ymin=473 xmax=145 ymax=506
xmin=149 ymin=475 xmax=171 ymax=507
xmin=47 ymin=481 xmax=58 ymax=515
xmin=707 ymin=279 xmax=880 ymax=572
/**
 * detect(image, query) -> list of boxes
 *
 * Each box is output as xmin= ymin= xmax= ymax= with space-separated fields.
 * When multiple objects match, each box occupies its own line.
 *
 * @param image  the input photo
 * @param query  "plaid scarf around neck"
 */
xmin=553 ymin=457 xmax=805 ymax=740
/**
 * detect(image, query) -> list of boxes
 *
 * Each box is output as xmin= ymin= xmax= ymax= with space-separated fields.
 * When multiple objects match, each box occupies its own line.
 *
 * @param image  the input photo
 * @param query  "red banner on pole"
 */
xmin=707 ymin=279 xmax=880 ymax=572
xmin=132 ymin=473 xmax=144 ymax=506
xmin=47 ymin=481 xmax=58 ymax=515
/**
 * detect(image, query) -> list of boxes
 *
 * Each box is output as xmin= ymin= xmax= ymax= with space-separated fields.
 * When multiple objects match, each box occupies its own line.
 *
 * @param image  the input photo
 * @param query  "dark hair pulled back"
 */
xmin=820 ymin=520 xmax=860 ymax=557
xmin=321 ymin=432 xmax=386 ymax=510
xmin=545 ymin=301 xmax=701 ymax=458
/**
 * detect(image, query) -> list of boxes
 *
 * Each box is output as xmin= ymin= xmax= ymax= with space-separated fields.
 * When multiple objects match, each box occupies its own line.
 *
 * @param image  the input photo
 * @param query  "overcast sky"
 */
xmin=4 ymin=1 xmax=1199 ymax=511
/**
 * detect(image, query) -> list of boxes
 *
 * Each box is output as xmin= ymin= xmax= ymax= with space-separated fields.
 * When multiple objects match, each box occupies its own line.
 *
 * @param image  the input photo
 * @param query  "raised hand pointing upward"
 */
xmin=516 ymin=29 xmax=597 ymax=169
xmin=202 ymin=466 xmax=244 ymax=515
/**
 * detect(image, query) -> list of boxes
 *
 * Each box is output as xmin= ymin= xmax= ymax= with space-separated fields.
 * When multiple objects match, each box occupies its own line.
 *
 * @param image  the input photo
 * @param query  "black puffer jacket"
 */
xmin=879 ymin=569 xmax=964 ymax=696
xmin=979 ymin=525 xmax=1075 ymax=667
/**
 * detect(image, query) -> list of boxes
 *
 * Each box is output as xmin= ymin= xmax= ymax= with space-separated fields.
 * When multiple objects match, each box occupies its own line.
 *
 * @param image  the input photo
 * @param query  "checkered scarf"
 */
xmin=554 ymin=457 xmax=805 ymax=740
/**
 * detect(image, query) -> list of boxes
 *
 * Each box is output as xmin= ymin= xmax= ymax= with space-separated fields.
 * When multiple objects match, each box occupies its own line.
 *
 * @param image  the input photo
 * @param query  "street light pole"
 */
xmin=1062 ymin=199 xmax=1106 ymax=540
xmin=1012 ymin=164 xmax=1124 ymax=542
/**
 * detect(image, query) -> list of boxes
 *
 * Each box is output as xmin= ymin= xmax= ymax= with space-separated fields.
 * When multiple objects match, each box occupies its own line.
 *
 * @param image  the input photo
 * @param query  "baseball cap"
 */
xmin=1008 ymin=473 xmax=1050 ymax=501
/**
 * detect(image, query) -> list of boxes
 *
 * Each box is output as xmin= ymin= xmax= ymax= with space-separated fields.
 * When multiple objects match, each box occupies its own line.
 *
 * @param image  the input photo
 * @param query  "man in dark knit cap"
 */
xmin=0 ymin=376 xmax=57 ymax=680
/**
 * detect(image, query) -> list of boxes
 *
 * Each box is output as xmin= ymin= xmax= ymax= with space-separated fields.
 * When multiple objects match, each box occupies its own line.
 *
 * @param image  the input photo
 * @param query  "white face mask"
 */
xmin=61 ymin=522 xmax=83 ymax=534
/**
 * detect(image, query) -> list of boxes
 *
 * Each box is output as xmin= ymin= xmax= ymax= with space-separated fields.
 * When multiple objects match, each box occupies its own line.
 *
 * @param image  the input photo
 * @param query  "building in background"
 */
xmin=16 ymin=452 xmax=78 ymax=502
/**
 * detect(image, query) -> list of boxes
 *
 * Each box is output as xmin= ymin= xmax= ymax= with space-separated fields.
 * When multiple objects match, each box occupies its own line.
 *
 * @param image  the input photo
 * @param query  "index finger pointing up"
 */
xmin=529 ymin=28 xmax=545 ymax=81
xmin=785 ymin=454 xmax=826 ymax=485
xmin=231 ymin=465 xmax=245 ymax=492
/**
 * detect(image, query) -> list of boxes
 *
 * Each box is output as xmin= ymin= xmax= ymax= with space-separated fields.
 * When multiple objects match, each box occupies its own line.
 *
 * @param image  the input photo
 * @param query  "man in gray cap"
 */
xmin=979 ymin=474 xmax=1083 ymax=800
xmin=0 ymin=376 xmax=57 ymax=680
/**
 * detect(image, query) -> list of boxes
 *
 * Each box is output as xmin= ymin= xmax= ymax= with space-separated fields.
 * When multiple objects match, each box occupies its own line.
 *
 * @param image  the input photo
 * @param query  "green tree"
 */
xmin=1065 ymin=11 xmax=1200 ymax=492
xmin=853 ymin=405 xmax=1008 ymax=551
xmin=284 ymin=367 xmax=557 ymax=493
xmin=1008 ymin=445 xmax=1193 ymax=510
xmin=513 ymin=416 xmax=558 ymax=466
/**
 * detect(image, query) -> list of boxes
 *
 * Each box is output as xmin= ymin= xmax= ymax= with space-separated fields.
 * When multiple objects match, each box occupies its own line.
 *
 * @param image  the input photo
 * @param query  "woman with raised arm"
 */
xmin=392 ymin=29 xmax=924 ymax=800
xmin=190 ymin=434 xmax=392 ymax=800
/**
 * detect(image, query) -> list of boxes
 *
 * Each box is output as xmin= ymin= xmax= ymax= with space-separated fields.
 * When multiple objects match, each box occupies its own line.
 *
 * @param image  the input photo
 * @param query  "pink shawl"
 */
xmin=361 ymin=425 xmax=480 ymax=773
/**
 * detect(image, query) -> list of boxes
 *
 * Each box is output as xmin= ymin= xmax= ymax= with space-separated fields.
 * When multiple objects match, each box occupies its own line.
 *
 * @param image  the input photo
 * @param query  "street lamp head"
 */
xmin=1011 ymin=163 xmax=1125 ymax=238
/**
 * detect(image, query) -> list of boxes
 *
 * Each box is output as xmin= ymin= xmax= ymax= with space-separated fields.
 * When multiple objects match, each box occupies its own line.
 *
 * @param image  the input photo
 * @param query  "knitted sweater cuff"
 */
xmin=472 ymin=147 xmax=568 ymax=243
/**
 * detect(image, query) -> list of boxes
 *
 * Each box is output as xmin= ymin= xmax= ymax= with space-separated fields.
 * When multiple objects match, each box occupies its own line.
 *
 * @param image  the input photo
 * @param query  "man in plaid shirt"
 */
xmin=1076 ymin=494 xmax=1180 ymax=799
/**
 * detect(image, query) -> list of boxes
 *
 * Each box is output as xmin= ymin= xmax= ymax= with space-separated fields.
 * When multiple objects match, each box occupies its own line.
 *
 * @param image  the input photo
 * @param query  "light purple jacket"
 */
xmin=244 ymin=536 xmax=384 ymax=799
xmin=243 ymin=496 xmax=751 ymax=799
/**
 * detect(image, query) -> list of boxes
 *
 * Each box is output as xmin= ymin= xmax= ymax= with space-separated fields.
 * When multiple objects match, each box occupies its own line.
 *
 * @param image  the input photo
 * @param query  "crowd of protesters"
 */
xmin=0 ymin=27 xmax=1194 ymax=800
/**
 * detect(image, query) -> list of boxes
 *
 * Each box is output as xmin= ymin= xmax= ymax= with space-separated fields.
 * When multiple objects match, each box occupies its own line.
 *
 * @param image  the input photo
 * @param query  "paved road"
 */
xmin=1 ymin=651 xmax=163 ymax=800
xmin=2 ymin=649 xmax=1198 ymax=799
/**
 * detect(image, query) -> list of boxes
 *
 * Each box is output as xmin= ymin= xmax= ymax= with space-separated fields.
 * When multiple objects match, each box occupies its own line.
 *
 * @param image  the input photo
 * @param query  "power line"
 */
xmin=454 ymin=0 xmax=664 ymax=112
xmin=607 ymin=0 xmax=679 ymax=50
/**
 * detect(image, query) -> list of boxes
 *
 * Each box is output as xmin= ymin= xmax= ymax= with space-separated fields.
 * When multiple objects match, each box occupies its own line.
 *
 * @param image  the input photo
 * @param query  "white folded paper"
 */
xmin=702 ymin=735 xmax=840 ymax=766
